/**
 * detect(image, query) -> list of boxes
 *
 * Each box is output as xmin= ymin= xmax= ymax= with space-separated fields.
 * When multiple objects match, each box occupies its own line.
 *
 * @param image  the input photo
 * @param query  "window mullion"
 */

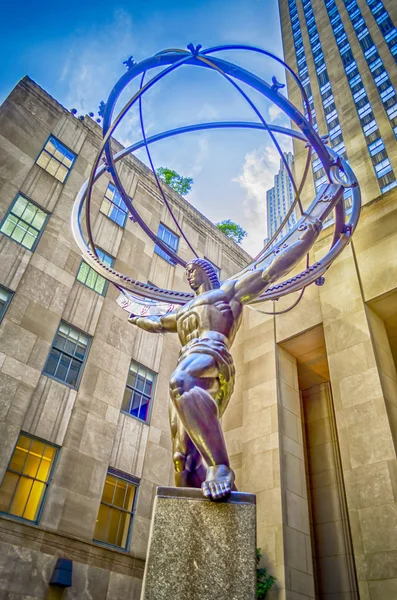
xmin=19 ymin=475 xmax=36 ymax=518
xmin=114 ymin=506 xmax=124 ymax=547
xmin=63 ymin=356 xmax=73 ymax=384
xmin=103 ymin=502 xmax=112 ymax=544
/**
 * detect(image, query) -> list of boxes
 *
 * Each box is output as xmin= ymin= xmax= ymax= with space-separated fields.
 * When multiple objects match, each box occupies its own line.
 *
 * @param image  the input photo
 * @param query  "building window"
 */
xmin=349 ymin=74 xmax=361 ymax=88
xmin=326 ymin=108 xmax=338 ymax=122
xmin=122 ymin=361 xmax=156 ymax=423
xmin=353 ymin=88 xmax=366 ymax=102
xmin=36 ymin=136 xmax=76 ymax=183
xmin=381 ymin=180 xmax=397 ymax=193
xmin=154 ymin=223 xmax=179 ymax=265
xmin=43 ymin=322 xmax=91 ymax=389
xmin=380 ymin=86 xmax=395 ymax=102
xmin=374 ymin=71 xmax=388 ymax=86
xmin=0 ymin=286 xmax=14 ymax=323
xmin=76 ymin=249 xmax=114 ymax=295
xmin=369 ymin=138 xmax=385 ymax=155
xmin=358 ymin=103 xmax=373 ymax=119
xmin=375 ymin=158 xmax=392 ymax=178
xmin=100 ymin=183 xmax=128 ymax=226
xmin=0 ymin=194 xmax=49 ymax=251
xmin=363 ymin=119 xmax=378 ymax=136
xmin=94 ymin=469 xmax=138 ymax=549
xmin=387 ymin=104 xmax=397 ymax=120
xmin=315 ymin=175 xmax=328 ymax=189
xmin=0 ymin=433 xmax=58 ymax=523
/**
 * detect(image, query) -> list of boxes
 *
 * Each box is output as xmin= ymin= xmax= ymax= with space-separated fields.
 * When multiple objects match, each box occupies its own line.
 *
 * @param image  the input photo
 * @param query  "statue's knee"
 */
xmin=173 ymin=452 xmax=186 ymax=473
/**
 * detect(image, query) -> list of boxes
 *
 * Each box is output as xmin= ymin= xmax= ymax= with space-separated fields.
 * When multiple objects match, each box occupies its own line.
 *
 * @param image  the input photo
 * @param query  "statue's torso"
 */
xmin=176 ymin=285 xmax=242 ymax=347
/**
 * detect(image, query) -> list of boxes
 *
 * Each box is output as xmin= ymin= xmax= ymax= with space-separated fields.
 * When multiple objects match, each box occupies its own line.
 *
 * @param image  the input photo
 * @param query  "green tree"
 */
xmin=216 ymin=219 xmax=247 ymax=244
xmin=156 ymin=167 xmax=193 ymax=196
xmin=256 ymin=549 xmax=276 ymax=599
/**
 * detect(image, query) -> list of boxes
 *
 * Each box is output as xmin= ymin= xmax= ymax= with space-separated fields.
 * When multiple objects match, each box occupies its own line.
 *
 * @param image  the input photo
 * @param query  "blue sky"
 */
xmin=0 ymin=0 xmax=293 ymax=254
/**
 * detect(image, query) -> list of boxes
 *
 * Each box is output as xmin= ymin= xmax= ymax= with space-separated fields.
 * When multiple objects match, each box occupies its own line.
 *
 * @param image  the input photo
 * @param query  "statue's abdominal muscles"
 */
xmin=180 ymin=311 xmax=201 ymax=343
xmin=177 ymin=295 xmax=239 ymax=346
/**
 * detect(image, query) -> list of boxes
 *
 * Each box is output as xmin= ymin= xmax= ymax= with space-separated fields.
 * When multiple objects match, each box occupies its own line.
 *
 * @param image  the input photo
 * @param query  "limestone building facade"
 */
xmin=0 ymin=77 xmax=250 ymax=599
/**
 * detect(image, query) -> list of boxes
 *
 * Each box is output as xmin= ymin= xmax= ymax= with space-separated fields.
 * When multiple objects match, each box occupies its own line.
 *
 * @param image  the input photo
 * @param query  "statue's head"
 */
xmin=186 ymin=258 xmax=220 ymax=292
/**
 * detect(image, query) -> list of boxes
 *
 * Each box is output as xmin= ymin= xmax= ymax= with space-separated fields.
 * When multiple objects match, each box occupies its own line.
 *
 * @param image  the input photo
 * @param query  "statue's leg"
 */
xmin=169 ymin=354 xmax=234 ymax=500
xmin=169 ymin=400 xmax=206 ymax=488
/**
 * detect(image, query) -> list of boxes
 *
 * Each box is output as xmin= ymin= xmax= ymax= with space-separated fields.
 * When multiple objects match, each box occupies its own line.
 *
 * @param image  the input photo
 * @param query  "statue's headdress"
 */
xmin=187 ymin=258 xmax=220 ymax=289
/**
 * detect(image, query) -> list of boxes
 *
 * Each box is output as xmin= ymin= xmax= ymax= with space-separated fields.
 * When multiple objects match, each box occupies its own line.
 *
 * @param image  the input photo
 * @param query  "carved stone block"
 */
xmin=141 ymin=487 xmax=256 ymax=600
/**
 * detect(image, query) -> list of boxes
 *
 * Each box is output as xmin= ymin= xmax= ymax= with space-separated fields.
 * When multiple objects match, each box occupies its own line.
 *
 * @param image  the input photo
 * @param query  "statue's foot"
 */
xmin=201 ymin=464 xmax=235 ymax=501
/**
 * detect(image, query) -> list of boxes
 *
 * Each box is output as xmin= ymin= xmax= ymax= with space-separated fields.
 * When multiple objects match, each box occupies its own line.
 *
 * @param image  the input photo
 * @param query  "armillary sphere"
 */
xmin=71 ymin=43 xmax=361 ymax=317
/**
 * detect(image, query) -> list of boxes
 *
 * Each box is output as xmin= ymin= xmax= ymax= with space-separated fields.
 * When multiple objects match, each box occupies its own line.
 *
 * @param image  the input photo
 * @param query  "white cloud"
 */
xmin=268 ymin=103 xmax=283 ymax=122
xmin=233 ymin=136 xmax=293 ymax=255
xmin=197 ymin=103 xmax=221 ymax=121
xmin=191 ymin=136 xmax=210 ymax=176
xmin=234 ymin=145 xmax=279 ymax=251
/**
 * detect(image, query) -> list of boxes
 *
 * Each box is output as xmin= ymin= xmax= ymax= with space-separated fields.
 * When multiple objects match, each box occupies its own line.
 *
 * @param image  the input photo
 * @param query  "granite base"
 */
xmin=140 ymin=486 xmax=256 ymax=600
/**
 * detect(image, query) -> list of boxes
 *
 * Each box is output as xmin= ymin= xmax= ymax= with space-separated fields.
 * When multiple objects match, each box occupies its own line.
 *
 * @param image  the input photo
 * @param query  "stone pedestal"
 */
xmin=140 ymin=487 xmax=256 ymax=600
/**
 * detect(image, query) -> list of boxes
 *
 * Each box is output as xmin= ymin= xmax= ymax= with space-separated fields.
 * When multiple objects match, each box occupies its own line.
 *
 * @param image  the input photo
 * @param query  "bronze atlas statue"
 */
xmin=128 ymin=221 xmax=321 ymax=499
xmin=71 ymin=44 xmax=361 ymax=501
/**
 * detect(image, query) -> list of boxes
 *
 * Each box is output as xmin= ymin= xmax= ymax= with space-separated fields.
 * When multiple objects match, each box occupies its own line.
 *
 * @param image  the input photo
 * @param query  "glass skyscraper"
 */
xmin=279 ymin=0 xmax=397 ymax=207
xmin=266 ymin=151 xmax=297 ymax=243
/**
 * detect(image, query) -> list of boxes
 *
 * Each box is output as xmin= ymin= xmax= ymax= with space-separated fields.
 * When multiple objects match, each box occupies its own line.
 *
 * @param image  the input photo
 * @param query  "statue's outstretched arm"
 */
xmin=232 ymin=219 xmax=322 ymax=304
xmin=128 ymin=310 xmax=177 ymax=333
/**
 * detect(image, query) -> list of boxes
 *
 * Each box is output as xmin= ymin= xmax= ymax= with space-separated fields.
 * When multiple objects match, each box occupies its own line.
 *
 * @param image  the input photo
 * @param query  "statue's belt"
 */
xmin=178 ymin=338 xmax=235 ymax=383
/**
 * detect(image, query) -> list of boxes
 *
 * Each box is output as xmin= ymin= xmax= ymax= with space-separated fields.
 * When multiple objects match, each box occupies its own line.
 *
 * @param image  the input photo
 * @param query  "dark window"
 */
xmin=318 ymin=69 xmax=329 ymax=87
xmin=381 ymin=87 xmax=396 ymax=103
xmin=0 ymin=433 xmax=58 ymax=523
xmin=100 ymin=183 xmax=128 ymax=227
xmin=349 ymin=73 xmax=362 ymax=88
xmin=378 ymin=172 xmax=397 ymax=191
xmin=379 ymin=16 xmax=394 ymax=35
xmin=154 ymin=223 xmax=179 ymax=265
xmin=360 ymin=111 xmax=375 ymax=126
xmin=0 ymin=286 xmax=14 ymax=323
xmin=377 ymin=78 xmax=392 ymax=92
xmin=368 ymin=138 xmax=384 ymax=155
xmin=314 ymin=167 xmax=326 ymax=180
xmin=76 ymin=248 xmax=114 ymax=295
xmin=36 ymin=136 xmax=76 ymax=183
xmin=370 ymin=149 xmax=388 ymax=165
xmin=0 ymin=195 xmax=49 ymax=251
xmin=360 ymin=33 xmax=374 ymax=51
xmin=365 ymin=130 xmax=381 ymax=144
xmin=387 ymin=104 xmax=397 ymax=120
xmin=363 ymin=119 xmax=378 ymax=136
xmin=43 ymin=322 xmax=91 ymax=389
xmin=356 ymin=95 xmax=369 ymax=108
xmin=94 ymin=469 xmax=138 ymax=550
xmin=121 ymin=361 xmax=156 ymax=423
xmin=331 ymin=133 xmax=344 ymax=146
xmin=380 ymin=180 xmax=397 ymax=193
xmin=374 ymin=158 xmax=392 ymax=178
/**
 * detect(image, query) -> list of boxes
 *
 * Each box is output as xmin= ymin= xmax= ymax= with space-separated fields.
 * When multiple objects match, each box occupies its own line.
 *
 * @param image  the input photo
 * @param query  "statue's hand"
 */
xmin=128 ymin=313 xmax=139 ymax=325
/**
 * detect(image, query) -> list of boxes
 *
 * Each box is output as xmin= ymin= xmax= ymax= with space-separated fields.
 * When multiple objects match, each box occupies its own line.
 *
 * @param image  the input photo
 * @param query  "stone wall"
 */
xmin=0 ymin=77 xmax=249 ymax=599
xmin=223 ymin=187 xmax=397 ymax=599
